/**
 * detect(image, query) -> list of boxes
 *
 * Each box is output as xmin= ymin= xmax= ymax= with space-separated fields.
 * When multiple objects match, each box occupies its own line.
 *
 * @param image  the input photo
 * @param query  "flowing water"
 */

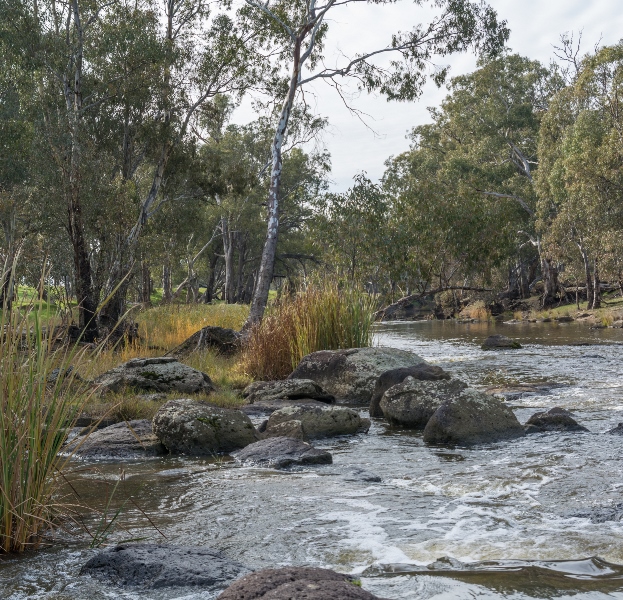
xmin=3 ymin=321 xmax=623 ymax=599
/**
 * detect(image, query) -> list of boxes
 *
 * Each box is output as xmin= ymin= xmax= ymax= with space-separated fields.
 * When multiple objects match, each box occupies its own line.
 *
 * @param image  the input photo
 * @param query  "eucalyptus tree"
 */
xmin=239 ymin=0 xmax=510 ymax=327
xmin=537 ymin=43 xmax=623 ymax=309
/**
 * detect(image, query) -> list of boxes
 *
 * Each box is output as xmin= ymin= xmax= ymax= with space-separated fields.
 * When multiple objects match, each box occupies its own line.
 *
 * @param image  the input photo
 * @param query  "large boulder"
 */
xmin=166 ymin=326 xmax=241 ymax=358
xmin=233 ymin=437 xmax=332 ymax=469
xmin=380 ymin=378 xmax=467 ymax=428
xmin=94 ymin=357 xmax=214 ymax=395
xmin=66 ymin=420 xmax=166 ymax=460
xmin=153 ymin=399 xmax=258 ymax=455
xmin=217 ymin=567 xmax=384 ymax=600
xmin=369 ymin=364 xmax=451 ymax=417
xmin=264 ymin=405 xmax=370 ymax=440
xmin=288 ymin=347 xmax=425 ymax=404
xmin=243 ymin=379 xmax=334 ymax=405
xmin=525 ymin=407 xmax=589 ymax=433
xmin=607 ymin=423 xmax=623 ymax=435
xmin=81 ymin=543 xmax=250 ymax=590
xmin=241 ymin=398 xmax=332 ymax=417
xmin=423 ymin=389 xmax=525 ymax=445
xmin=481 ymin=334 xmax=522 ymax=350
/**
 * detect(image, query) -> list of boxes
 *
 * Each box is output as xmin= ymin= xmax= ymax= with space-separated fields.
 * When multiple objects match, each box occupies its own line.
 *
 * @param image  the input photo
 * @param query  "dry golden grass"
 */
xmin=460 ymin=300 xmax=490 ymax=321
xmin=241 ymin=284 xmax=376 ymax=381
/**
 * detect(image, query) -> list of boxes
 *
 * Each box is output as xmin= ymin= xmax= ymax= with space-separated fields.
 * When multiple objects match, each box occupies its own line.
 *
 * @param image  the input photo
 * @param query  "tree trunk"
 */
xmin=222 ymin=218 xmax=235 ymax=304
xmin=540 ymin=257 xmax=559 ymax=308
xmin=592 ymin=258 xmax=601 ymax=309
xmin=580 ymin=247 xmax=594 ymax=309
xmin=162 ymin=260 xmax=172 ymax=303
xmin=244 ymin=36 xmax=303 ymax=329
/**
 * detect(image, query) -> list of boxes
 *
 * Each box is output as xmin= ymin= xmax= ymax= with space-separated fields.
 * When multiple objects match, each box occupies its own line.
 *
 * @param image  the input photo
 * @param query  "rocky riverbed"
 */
xmin=3 ymin=320 xmax=623 ymax=599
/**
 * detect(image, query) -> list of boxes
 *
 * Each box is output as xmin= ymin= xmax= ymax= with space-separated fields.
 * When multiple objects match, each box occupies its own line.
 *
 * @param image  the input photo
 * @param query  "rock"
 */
xmin=241 ymin=399 xmax=332 ymax=417
xmin=243 ymin=379 xmax=334 ymax=404
xmin=485 ymin=382 xmax=563 ymax=401
xmin=607 ymin=423 xmax=623 ymax=435
xmin=556 ymin=316 xmax=574 ymax=323
xmin=152 ymin=399 xmax=258 ymax=455
xmin=217 ymin=566 xmax=384 ymax=600
xmin=81 ymin=543 xmax=250 ymax=589
xmin=481 ymin=334 xmax=522 ymax=350
xmin=166 ymin=326 xmax=241 ymax=358
xmin=65 ymin=420 xmax=166 ymax=460
xmin=288 ymin=347 xmax=425 ymax=404
xmin=525 ymin=407 xmax=589 ymax=433
xmin=423 ymin=389 xmax=525 ymax=445
xmin=340 ymin=467 xmax=382 ymax=483
xmin=264 ymin=405 xmax=370 ymax=440
xmin=380 ymin=378 xmax=468 ymax=428
xmin=369 ymin=364 xmax=451 ymax=418
xmin=233 ymin=437 xmax=332 ymax=469
xmin=568 ymin=503 xmax=623 ymax=523
xmin=263 ymin=419 xmax=306 ymax=440
xmin=93 ymin=357 xmax=214 ymax=395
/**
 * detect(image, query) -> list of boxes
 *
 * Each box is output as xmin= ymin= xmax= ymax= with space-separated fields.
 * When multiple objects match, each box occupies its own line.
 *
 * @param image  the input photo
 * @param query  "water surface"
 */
xmin=2 ymin=320 xmax=623 ymax=599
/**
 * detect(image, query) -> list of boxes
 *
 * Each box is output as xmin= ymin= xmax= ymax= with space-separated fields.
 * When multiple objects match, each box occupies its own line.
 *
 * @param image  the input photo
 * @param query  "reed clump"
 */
xmin=242 ymin=283 xmax=376 ymax=380
xmin=0 ymin=303 xmax=88 ymax=553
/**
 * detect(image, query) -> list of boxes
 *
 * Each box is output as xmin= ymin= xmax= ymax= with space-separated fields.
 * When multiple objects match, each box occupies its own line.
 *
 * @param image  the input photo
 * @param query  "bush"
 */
xmin=242 ymin=283 xmax=376 ymax=380
xmin=0 ymin=303 xmax=88 ymax=553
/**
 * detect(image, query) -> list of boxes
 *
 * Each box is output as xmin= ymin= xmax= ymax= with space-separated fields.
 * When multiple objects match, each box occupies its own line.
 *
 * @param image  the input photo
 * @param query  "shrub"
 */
xmin=0 ymin=303 xmax=88 ymax=553
xmin=242 ymin=283 xmax=376 ymax=380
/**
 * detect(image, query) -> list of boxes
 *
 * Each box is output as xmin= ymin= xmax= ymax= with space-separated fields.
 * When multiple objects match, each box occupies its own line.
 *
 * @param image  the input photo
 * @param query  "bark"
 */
xmin=222 ymin=218 xmax=235 ymax=303
xmin=540 ymin=257 xmax=559 ymax=308
xmin=65 ymin=0 xmax=97 ymax=342
xmin=592 ymin=258 xmax=601 ymax=309
xmin=244 ymin=34 xmax=303 ymax=329
xmin=162 ymin=259 xmax=172 ymax=302
xmin=579 ymin=245 xmax=594 ymax=309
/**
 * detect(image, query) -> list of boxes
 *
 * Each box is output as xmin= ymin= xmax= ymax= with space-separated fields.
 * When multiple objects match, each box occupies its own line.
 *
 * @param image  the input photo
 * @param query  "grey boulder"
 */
xmin=153 ymin=399 xmax=258 ymax=455
xmin=243 ymin=379 xmax=335 ymax=404
xmin=423 ymin=389 xmax=525 ymax=445
xmin=65 ymin=420 xmax=166 ymax=460
xmin=241 ymin=398 xmax=332 ymax=417
xmin=607 ymin=423 xmax=623 ymax=435
xmin=264 ymin=405 xmax=370 ymax=440
xmin=481 ymin=334 xmax=522 ymax=350
xmin=233 ymin=437 xmax=332 ymax=469
xmin=94 ymin=357 xmax=214 ymax=395
xmin=370 ymin=364 xmax=450 ymax=417
xmin=288 ymin=347 xmax=425 ymax=404
xmin=81 ymin=543 xmax=250 ymax=590
xmin=217 ymin=566 xmax=385 ymax=600
xmin=525 ymin=407 xmax=589 ymax=433
xmin=380 ymin=378 xmax=468 ymax=428
xmin=166 ymin=326 xmax=241 ymax=358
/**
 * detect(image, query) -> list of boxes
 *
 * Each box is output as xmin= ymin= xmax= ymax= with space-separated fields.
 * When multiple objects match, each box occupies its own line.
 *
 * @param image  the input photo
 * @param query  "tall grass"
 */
xmin=242 ymin=283 xmax=376 ymax=380
xmin=0 ymin=302 xmax=88 ymax=553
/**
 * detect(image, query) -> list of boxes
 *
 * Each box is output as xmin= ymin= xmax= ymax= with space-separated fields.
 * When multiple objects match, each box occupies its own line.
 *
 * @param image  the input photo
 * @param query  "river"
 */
xmin=2 ymin=321 xmax=623 ymax=599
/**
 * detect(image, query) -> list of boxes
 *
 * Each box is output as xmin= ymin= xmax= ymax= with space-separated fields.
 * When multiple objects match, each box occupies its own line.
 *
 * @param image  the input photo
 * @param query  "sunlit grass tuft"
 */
xmin=242 ymin=283 xmax=376 ymax=381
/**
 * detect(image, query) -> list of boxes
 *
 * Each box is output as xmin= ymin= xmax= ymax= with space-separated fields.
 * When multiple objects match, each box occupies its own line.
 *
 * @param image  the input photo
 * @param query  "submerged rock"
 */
xmin=423 ymin=389 xmax=525 ymax=445
xmin=93 ymin=357 xmax=214 ymax=395
xmin=607 ymin=423 xmax=623 ymax=435
xmin=525 ymin=407 xmax=589 ymax=433
xmin=288 ymin=347 xmax=425 ymax=404
xmin=481 ymin=335 xmax=522 ymax=350
xmin=65 ymin=419 xmax=166 ymax=460
xmin=81 ymin=543 xmax=250 ymax=589
xmin=369 ymin=364 xmax=451 ymax=417
xmin=166 ymin=326 xmax=241 ymax=358
xmin=153 ymin=399 xmax=258 ymax=455
xmin=233 ymin=437 xmax=332 ymax=469
xmin=380 ymin=378 xmax=467 ymax=428
xmin=568 ymin=503 xmax=623 ymax=523
xmin=243 ymin=379 xmax=334 ymax=404
xmin=264 ymin=405 xmax=370 ymax=440
xmin=485 ymin=382 xmax=562 ymax=401
xmin=217 ymin=566 xmax=384 ymax=599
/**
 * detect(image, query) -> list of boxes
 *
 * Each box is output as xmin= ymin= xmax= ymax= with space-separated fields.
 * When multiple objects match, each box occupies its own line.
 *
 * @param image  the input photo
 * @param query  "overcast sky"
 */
xmin=234 ymin=1 xmax=622 ymax=191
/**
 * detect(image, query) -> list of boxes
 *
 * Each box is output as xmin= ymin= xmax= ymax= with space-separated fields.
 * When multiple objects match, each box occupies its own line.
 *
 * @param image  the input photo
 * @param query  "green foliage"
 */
xmin=0 ymin=303 xmax=88 ymax=553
